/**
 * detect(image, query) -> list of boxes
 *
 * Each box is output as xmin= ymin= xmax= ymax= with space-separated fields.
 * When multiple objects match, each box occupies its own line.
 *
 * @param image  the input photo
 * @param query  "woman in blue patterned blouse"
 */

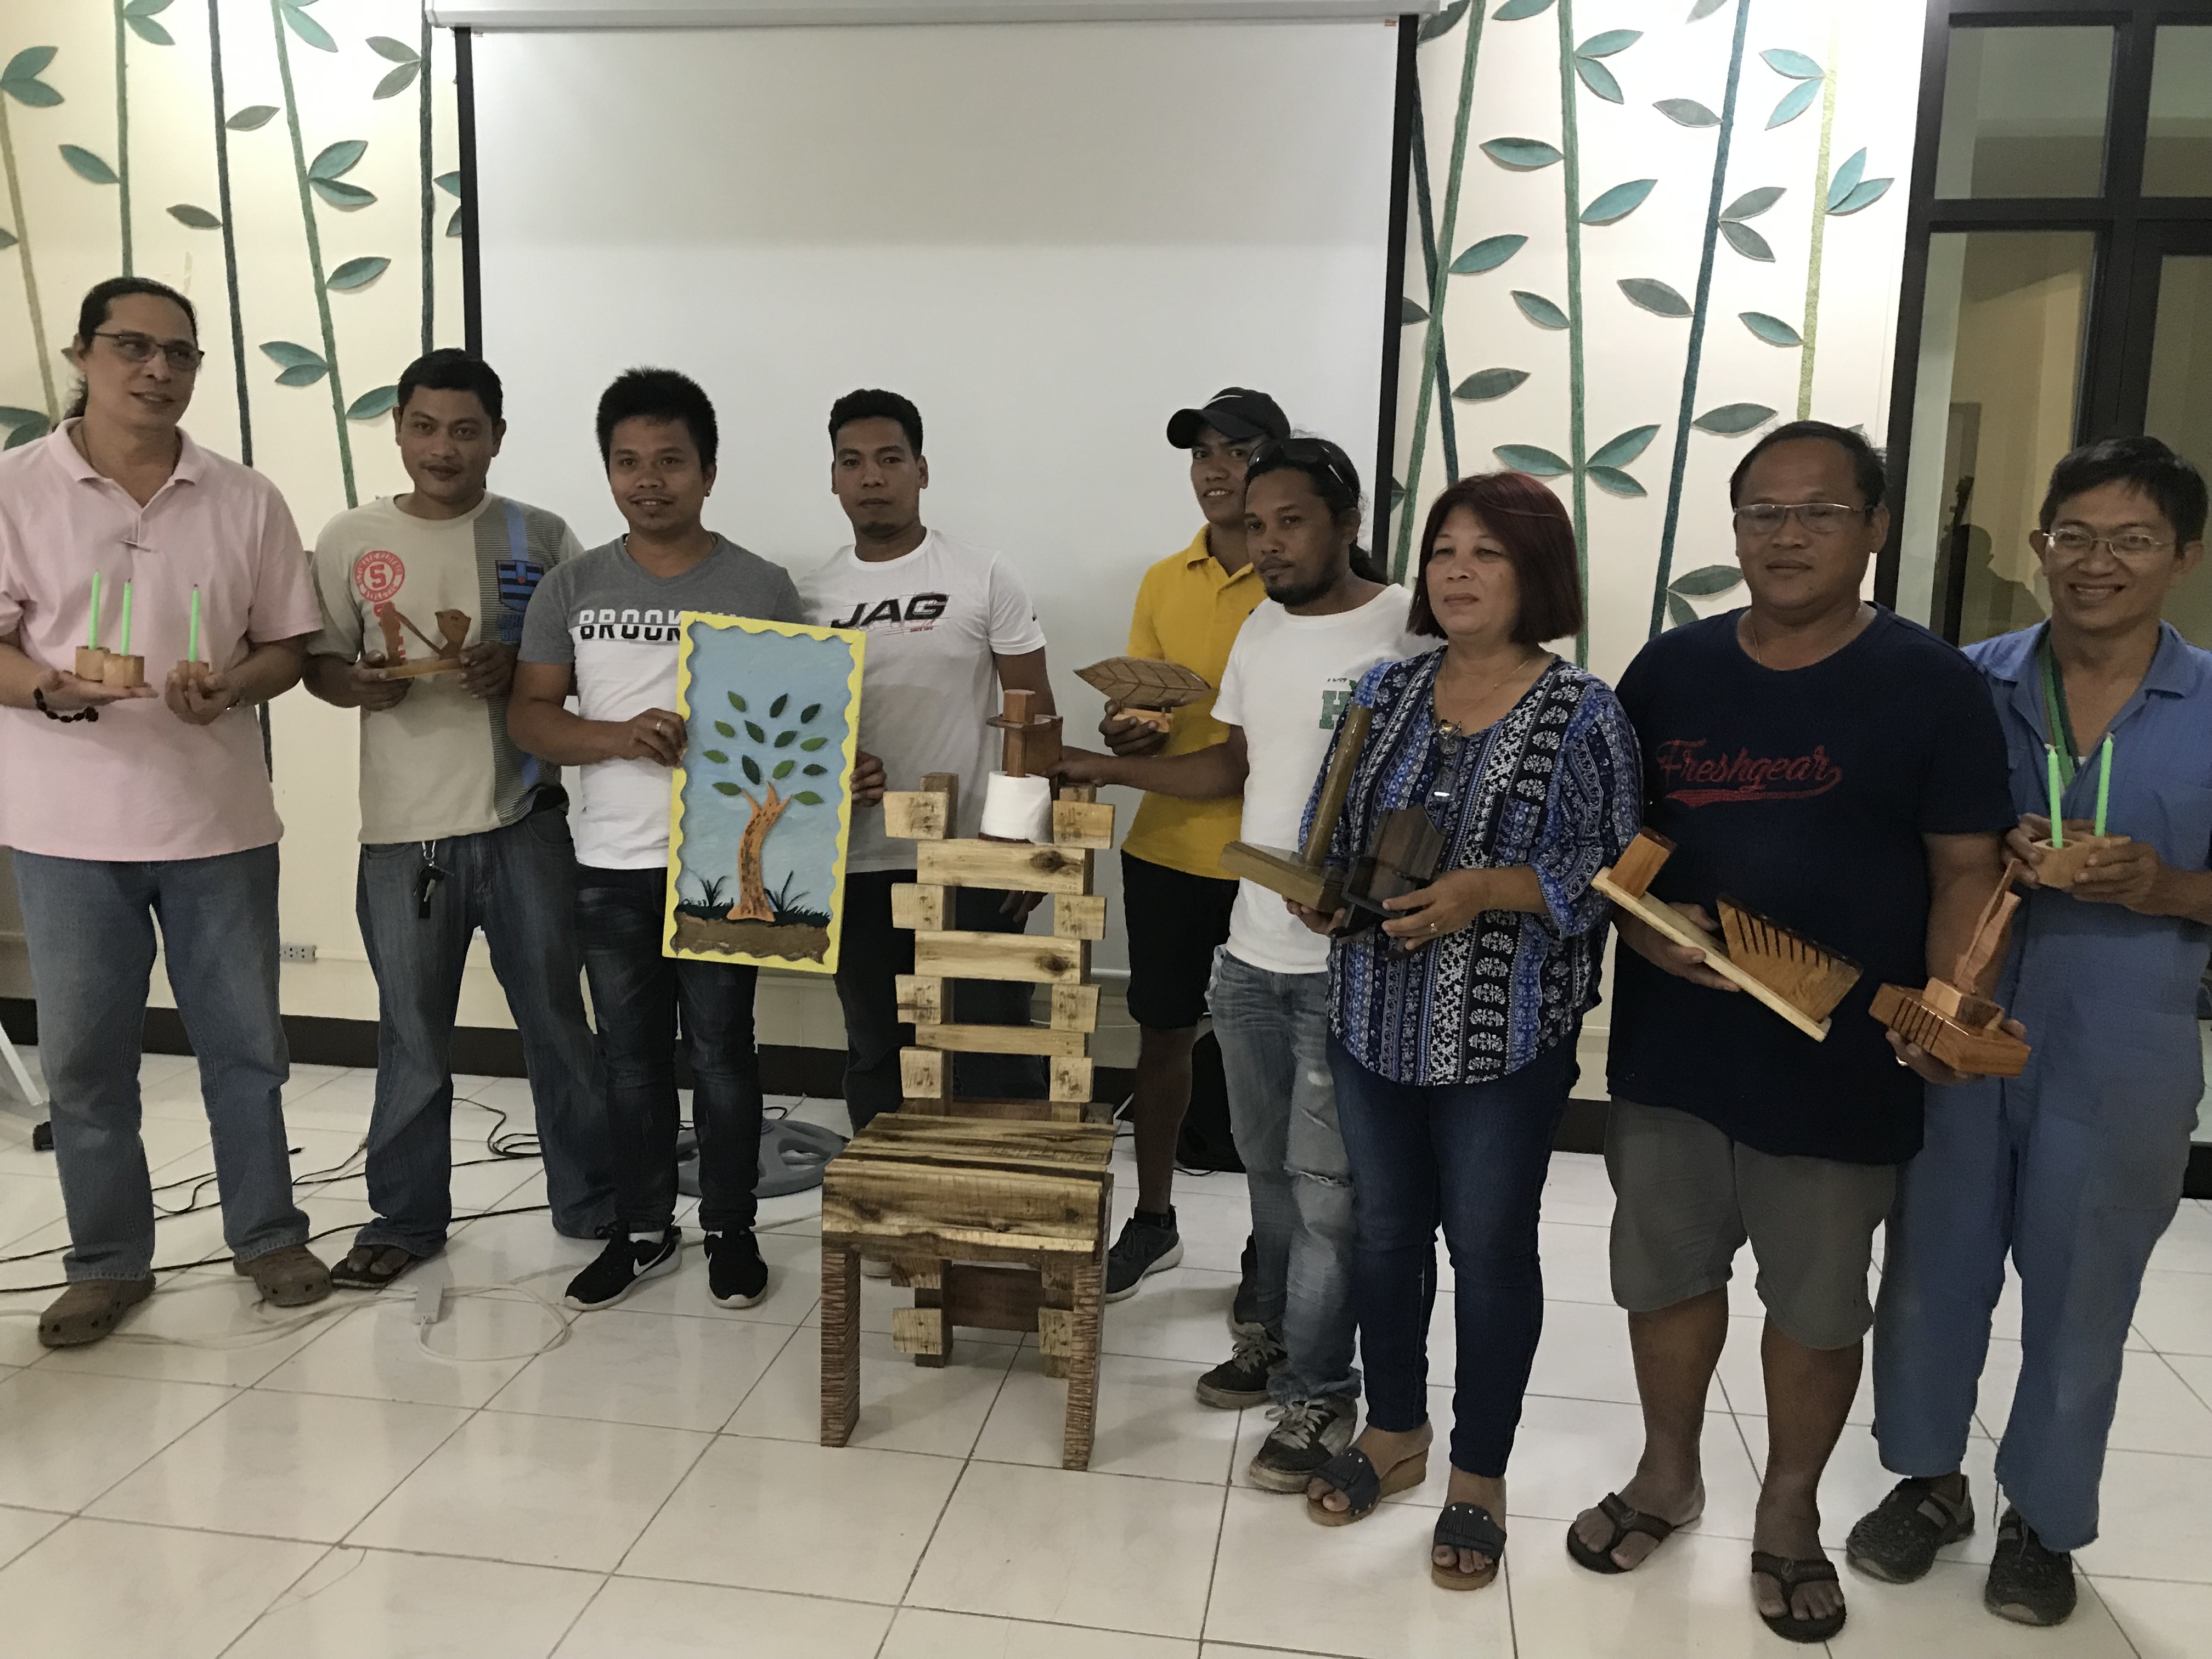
xmin=1300 ymin=472 xmax=1642 ymax=1592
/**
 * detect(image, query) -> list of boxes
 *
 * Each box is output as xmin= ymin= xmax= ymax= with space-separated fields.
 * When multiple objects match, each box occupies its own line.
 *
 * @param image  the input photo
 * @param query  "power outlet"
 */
xmin=279 ymin=942 xmax=318 ymax=964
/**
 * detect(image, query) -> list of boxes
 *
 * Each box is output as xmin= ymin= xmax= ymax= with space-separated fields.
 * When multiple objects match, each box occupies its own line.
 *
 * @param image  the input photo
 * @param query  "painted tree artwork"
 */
xmin=663 ymin=614 xmax=866 ymax=972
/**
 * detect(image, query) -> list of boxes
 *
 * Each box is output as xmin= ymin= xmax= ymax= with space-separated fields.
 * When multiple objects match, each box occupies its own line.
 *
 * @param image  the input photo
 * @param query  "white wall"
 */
xmin=471 ymin=18 xmax=1402 ymax=973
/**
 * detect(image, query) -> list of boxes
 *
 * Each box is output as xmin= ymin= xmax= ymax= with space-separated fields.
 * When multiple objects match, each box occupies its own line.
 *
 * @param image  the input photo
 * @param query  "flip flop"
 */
xmin=1567 ymin=1490 xmax=1701 ymax=1575
xmin=1430 ymin=1502 xmax=1506 ymax=1591
xmin=1751 ymin=1550 xmax=1847 ymax=1644
xmin=329 ymin=1243 xmax=424 ymax=1290
xmin=1304 ymin=1445 xmax=1429 ymax=1527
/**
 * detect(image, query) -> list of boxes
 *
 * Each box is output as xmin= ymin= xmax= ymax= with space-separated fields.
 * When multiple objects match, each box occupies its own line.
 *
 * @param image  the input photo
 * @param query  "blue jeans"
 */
xmin=1211 ymin=950 xmax=1358 ymax=1404
xmin=1330 ymin=1034 xmax=1577 ymax=1476
xmin=354 ymin=798 xmax=616 ymax=1256
xmin=575 ymin=865 xmax=761 ymax=1235
xmin=12 ymin=845 xmax=309 ymax=1280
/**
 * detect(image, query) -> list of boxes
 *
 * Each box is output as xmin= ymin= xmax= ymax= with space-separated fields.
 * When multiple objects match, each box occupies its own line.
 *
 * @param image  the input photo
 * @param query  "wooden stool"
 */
xmin=820 ymin=1115 xmax=1114 ymax=1469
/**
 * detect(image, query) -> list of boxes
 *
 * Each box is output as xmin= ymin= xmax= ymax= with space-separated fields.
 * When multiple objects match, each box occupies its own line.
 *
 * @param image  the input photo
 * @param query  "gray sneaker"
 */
xmin=1248 ymin=1396 xmax=1358 ymax=1492
xmin=1104 ymin=1214 xmax=1182 ymax=1301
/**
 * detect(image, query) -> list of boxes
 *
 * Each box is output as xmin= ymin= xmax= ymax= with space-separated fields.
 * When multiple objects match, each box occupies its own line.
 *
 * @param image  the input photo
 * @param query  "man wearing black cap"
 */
xmin=1104 ymin=387 xmax=1290 ymax=1301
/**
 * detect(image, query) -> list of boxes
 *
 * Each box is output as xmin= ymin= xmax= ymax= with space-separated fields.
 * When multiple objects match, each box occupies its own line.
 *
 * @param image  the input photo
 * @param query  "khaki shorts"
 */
xmin=1605 ymin=1099 xmax=1896 ymax=1351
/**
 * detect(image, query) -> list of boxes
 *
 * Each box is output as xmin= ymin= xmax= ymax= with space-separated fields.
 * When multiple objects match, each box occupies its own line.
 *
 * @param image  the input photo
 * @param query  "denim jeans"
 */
xmin=832 ymin=870 xmax=1043 ymax=1132
xmin=1330 ymin=1034 xmax=1577 ymax=1476
xmin=575 ymin=864 xmax=761 ymax=1235
xmin=12 ymin=845 xmax=309 ymax=1280
xmin=354 ymin=797 xmax=617 ymax=1256
xmin=1211 ymin=950 xmax=1358 ymax=1404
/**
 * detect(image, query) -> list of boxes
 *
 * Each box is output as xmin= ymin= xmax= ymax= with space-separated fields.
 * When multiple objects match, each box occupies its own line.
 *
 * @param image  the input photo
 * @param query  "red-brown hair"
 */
xmin=1406 ymin=471 xmax=1584 ymax=645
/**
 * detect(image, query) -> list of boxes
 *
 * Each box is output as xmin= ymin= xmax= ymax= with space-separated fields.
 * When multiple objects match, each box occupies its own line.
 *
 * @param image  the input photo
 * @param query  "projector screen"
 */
xmin=472 ymin=19 xmax=1400 ymax=968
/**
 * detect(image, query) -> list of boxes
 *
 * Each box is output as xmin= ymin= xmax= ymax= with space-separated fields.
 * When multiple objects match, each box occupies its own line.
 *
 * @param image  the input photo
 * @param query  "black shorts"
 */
xmin=1121 ymin=851 xmax=1240 ymax=1031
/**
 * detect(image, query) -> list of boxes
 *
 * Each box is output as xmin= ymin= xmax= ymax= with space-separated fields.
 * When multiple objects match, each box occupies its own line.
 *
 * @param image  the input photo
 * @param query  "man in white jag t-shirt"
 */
xmin=800 ymin=389 xmax=1058 ymax=1134
xmin=1060 ymin=436 xmax=1430 ymax=1493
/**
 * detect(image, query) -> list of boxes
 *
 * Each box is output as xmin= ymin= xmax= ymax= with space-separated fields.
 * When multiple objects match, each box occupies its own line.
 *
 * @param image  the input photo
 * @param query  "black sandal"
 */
xmin=1846 ymin=1475 xmax=1974 ymax=1584
xmin=1304 ymin=1444 xmax=1429 ymax=1528
xmin=330 ymin=1243 xmax=424 ymax=1290
xmin=1431 ymin=1502 xmax=1505 ymax=1590
xmin=1567 ymin=1490 xmax=1700 ymax=1575
xmin=1751 ymin=1550 xmax=1847 ymax=1644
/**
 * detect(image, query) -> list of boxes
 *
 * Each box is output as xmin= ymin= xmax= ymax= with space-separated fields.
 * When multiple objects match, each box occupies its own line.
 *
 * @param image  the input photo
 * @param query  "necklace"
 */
xmin=1433 ymin=647 xmax=1544 ymax=737
xmin=1742 ymin=603 xmax=1866 ymax=669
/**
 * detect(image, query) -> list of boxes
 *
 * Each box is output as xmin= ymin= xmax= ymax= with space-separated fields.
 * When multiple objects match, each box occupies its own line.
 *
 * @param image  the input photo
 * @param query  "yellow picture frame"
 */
xmin=662 ymin=611 xmax=867 ymax=972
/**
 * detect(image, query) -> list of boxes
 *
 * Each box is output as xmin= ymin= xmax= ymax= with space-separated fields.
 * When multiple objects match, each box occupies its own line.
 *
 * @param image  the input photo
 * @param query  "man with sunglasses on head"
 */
xmin=0 ymin=276 xmax=331 ymax=1346
xmin=1568 ymin=421 xmax=2014 ymax=1645
xmin=1104 ymin=387 xmax=1290 ymax=1303
xmin=1849 ymin=437 xmax=2212 ymax=1630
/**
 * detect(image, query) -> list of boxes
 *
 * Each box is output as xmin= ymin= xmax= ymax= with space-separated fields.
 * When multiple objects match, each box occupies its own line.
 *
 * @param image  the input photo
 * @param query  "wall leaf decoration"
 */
xmin=1495 ymin=443 xmax=1570 ymax=475
xmin=1588 ymin=425 xmax=1658 ymax=469
xmin=1740 ymin=310 xmax=1803 ymax=346
xmin=123 ymin=0 xmax=176 ymax=48
xmin=1455 ymin=367 xmax=1530 ymax=401
xmin=326 ymin=255 xmax=390 ymax=290
xmin=271 ymin=0 xmax=359 ymax=505
xmin=1720 ymin=219 xmax=1773 ymax=261
xmin=1572 ymin=29 xmax=1640 ymax=103
xmin=435 ymin=167 xmax=463 ymax=236
xmin=1 ymin=406 xmax=51 ymax=448
xmin=366 ymin=35 xmax=421 ymax=99
xmin=167 ymin=202 xmax=222 ymax=228
xmin=1492 ymin=0 xmax=1556 ymax=19
xmin=61 ymin=144 xmax=120 ymax=184
xmin=1588 ymin=465 xmax=1646 ymax=497
xmin=1692 ymin=401 xmax=1776 ymax=435
xmin=1581 ymin=177 xmax=1656 ymax=225
xmin=345 ymin=383 xmax=398 ymax=419
xmin=1620 ymin=277 xmax=1691 ymax=317
xmin=261 ymin=339 xmax=330 ymax=385
xmin=1421 ymin=1 xmax=1472 ymax=41
xmin=1762 ymin=47 xmax=1824 ymax=131
xmin=1451 ymin=232 xmax=1526 ymax=274
xmin=279 ymin=0 xmax=337 ymax=53
xmin=1760 ymin=48 xmax=1822 ymax=80
xmin=1654 ymin=97 xmax=1717 ymax=127
xmin=1401 ymin=295 xmax=1429 ymax=325
xmin=227 ymin=103 xmax=277 ymax=129
xmin=1513 ymin=290 xmax=1569 ymax=329
xmin=1667 ymin=592 xmax=1697 ymax=628
xmin=1671 ymin=562 xmax=1745 ymax=597
xmin=1686 ymin=0 xmax=1730 ymax=18
xmin=1482 ymin=136 xmax=1562 ymax=171
xmin=1722 ymin=185 xmax=1783 ymax=221
xmin=1827 ymin=148 xmax=1892 ymax=215
xmin=0 ymin=229 xmax=14 ymax=250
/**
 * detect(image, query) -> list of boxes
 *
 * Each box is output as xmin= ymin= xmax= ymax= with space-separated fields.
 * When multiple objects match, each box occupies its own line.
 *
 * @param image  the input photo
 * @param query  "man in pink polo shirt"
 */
xmin=0 ymin=276 xmax=331 ymax=1345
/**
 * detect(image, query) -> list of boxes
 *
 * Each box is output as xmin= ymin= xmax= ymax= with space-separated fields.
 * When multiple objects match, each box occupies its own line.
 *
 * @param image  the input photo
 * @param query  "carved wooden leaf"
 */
xmin=1075 ymin=656 xmax=1211 ymax=709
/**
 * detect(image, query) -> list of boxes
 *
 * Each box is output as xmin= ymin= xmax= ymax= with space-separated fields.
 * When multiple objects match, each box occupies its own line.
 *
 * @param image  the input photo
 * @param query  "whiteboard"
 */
xmin=472 ymin=19 xmax=1400 ymax=968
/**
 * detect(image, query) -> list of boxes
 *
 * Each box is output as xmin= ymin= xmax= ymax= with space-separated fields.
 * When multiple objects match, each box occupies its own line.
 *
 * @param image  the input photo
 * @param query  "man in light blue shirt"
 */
xmin=1851 ymin=437 xmax=2212 ymax=1629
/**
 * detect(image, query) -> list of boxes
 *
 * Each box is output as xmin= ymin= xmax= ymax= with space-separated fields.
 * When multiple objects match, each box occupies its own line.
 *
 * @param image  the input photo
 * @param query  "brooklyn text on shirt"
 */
xmin=823 ymin=591 xmax=949 ymax=633
xmin=572 ymin=606 xmax=682 ymax=644
xmin=1655 ymin=738 xmax=1845 ymax=808
xmin=354 ymin=548 xmax=405 ymax=606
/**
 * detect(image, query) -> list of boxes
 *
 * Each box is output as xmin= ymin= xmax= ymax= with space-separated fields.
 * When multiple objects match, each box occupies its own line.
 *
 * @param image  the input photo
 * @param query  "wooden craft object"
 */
xmin=1076 ymin=656 xmax=1211 ymax=735
xmin=883 ymin=772 xmax=960 ymax=843
xmin=913 ymin=930 xmax=1085 ymax=985
xmin=1870 ymin=860 xmax=2031 ymax=1077
xmin=1220 ymin=704 xmax=1374 ymax=912
xmin=375 ymin=603 xmax=408 ymax=664
xmin=172 ymin=659 xmax=211 ymax=695
xmin=821 ymin=1115 xmax=1112 ymax=1466
xmin=1344 ymin=805 xmax=1446 ymax=917
xmin=75 ymin=647 xmax=110 ymax=681
xmin=379 ymin=604 xmax=472 ymax=679
xmin=1717 ymin=896 xmax=1863 ymax=1023
xmin=987 ymin=688 xmax=1063 ymax=778
xmin=1592 ymin=829 xmax=1842 ymax=1042
xmin=1053 ymin=894 xmax=1107 ymax=940
xmin=917 ymin=840 xmax=1090 ymax=895
xmin=99 ymin=653 xmax=145 ymax=689
xmin=2030 ymin=835 xmax=2115 ymax=890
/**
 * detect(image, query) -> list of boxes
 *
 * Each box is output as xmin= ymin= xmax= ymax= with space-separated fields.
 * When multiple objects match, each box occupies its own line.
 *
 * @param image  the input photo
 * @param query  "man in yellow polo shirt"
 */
xmin=1105 ymin=387 xmax=1289 ymax=1300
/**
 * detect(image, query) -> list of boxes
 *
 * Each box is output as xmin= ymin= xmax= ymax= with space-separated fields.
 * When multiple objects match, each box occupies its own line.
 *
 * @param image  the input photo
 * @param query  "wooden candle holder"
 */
xmin=986 ymin=688 xmax=1063 ymax=780
xmin=2029 ymin=835 xmax=2114 ymax=890
xmin=1869 ymin=859 xmax=2031 ymax=1077
xmin=75 ymin=647 xmax=111 ymax=681
xmin=1592 ymin=828 xmax=1858 ymax=1041
xmin=172 ymin=660 xmax=211 ymax=694
xmin=1219 ymin=703 xmax=1374 ymax=913
xmin=99 ymin=653 xmax=145 ymax=690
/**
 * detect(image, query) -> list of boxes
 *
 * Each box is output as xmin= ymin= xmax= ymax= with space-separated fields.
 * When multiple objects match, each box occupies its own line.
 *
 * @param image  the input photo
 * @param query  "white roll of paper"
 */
xmin=979 ymin=771 xmax=1053 ymax=843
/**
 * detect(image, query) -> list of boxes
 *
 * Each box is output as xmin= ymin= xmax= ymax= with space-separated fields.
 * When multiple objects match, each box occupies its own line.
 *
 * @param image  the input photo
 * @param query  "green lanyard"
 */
xmin=2036 ymin=623 xmax=2079 ymax=786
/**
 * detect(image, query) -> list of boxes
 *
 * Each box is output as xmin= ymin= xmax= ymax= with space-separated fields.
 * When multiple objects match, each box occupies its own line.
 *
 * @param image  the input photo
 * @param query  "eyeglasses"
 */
xmin=2033 ymin=527 xmax=2175 ymax=561
xmin=93 ymin=330 xmax=204 ymax=373
xmin=1733 ymin=501 xmax=1870 ymax=537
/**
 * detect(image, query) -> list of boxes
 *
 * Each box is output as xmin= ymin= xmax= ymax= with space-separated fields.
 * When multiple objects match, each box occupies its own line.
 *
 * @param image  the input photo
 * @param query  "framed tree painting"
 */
xmin=663 ymin=612 xmax=867 ymax=972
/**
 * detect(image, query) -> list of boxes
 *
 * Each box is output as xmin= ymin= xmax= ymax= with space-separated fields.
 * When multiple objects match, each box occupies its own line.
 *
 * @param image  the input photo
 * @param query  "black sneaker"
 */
xmin=1195 ymin=1329 xmax=1286 ymax=1409
xmin=1985 ymin=1507 xmax=2076 ymax=1627
xmin=1104 ymin=1212 xmax=1182 ymax=1301
xmin=1229 ymin=1234 xmax=1264 ymax=1336
xmin=1247 ymin=1396 xmax=1358 ymax=1492
xmin=704 ymin=1230 xmax=768 ymax=1308
xmin=563 ymin=1228 xmax=680 ymax=1310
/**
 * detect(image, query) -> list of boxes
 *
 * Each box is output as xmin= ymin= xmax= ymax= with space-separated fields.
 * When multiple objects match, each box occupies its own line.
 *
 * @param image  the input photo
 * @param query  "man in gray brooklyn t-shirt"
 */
xmin=511 ymin=368 xmax=882 ymax=1314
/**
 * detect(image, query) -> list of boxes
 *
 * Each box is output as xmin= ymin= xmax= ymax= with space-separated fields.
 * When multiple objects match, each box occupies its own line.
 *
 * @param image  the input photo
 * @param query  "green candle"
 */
xmin=2094 ymin=735 xmax=2113 ymax=838
xmin=188 ymin=585 xmax=201 ymax=665
xmin=87 ymin=572 xmax=101 ymax=649
xmin=2046 ymin=744 xmax=2065 ymax=848
xmin=119 ymin=580 xmax=133 ymax=658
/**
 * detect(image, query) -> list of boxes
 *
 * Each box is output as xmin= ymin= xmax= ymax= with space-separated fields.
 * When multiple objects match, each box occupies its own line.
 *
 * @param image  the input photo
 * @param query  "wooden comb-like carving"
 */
xmin=1717 ymin=896 xmax=1863 ymax=1023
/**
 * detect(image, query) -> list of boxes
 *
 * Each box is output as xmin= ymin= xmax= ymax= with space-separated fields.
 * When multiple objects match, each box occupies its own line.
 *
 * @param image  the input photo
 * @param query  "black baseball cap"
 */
xmin=1166 ymin=387 xmax=1290 ymax=449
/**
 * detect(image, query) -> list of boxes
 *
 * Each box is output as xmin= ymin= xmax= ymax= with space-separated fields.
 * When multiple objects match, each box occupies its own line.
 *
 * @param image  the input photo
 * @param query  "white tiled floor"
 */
xmin=0 ymin=1052 xmax=2205 ymax=1657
